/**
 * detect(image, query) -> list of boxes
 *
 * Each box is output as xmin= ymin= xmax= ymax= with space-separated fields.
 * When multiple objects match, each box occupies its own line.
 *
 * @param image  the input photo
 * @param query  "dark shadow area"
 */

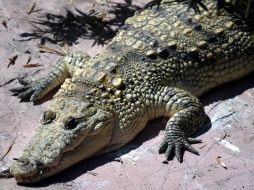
xmin=19 ymin=1 xmax=141 ymax=46
xmin=34 ymin=86 xmax=60 ymax=105
xmin=200 ymin=72 xmax=254 ymax=106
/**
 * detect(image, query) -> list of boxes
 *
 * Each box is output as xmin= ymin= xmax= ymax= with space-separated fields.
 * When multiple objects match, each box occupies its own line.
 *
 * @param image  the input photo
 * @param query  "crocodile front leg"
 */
xmin=10 ymin=53 xmax=90 ymax=102
xmin=146 ymin=87 xmax=206 ymax=162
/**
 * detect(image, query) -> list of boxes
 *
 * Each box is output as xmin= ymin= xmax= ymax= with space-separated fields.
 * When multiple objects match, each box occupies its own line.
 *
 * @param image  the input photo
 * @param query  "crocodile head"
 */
xmin=10 ymin=98 xmax=114 ymax=183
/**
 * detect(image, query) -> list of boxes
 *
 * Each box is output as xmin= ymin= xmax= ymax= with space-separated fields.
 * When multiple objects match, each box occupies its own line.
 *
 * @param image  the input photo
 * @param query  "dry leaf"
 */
xmin=27 ymin=2 xmax=36 ymax=15
xmin=38 ymin=45 xmax=65 ymax=56
xmin=218 ymin=133 xmax=227 ymax=142
xmin=25 ymin=55 xmax=32 ymax=65
xmin=199 ymin=144 xmax=207 ymax=149
xmin=87 ymin=171 xmax=98 ymax=176
xmin=124 ymin=158 xmax=136 ymax=165
xmin=7 ymin=54 xmax=18 ymax=68
xmin=0 ymin=137 xmax=17 ymax=161
xmin=215 ymin=156 xmax=227 ymax=169
xmin=246 ymin=92 xmax=254 ymax=99
xmin=114 ymin=157 xmax=123 ymax=164
xmin=23 ymin=63 xmax=43 ymax=68
xmin=114 ymin=157 xmax=136 ymax=165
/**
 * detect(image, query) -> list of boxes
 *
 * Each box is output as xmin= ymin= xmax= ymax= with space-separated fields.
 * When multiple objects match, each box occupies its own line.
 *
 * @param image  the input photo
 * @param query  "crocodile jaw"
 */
xmin=9 ymin=98 xmax=114 ymax=183
xmin=10 ymin=123 xmax=113 ymax=183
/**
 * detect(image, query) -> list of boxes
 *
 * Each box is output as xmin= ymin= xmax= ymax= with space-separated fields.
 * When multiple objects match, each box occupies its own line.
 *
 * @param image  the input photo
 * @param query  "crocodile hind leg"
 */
xmin=147 ymin=87 xmax=206 ymax=162
xmin=10 ymin=53 xmax=90 ymax=102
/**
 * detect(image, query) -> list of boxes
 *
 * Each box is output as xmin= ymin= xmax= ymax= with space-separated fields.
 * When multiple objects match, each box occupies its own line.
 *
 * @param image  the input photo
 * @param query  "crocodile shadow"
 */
xmin=200 ymin=72 xmax=254 ymax=105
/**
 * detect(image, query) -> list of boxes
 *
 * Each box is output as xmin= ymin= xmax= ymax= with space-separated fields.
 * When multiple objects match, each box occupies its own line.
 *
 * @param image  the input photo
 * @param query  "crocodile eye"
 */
xmin=41 ymin=110 xmax=56 ymax=124
xmin=64 ymin=117 xmax=78 ymax=130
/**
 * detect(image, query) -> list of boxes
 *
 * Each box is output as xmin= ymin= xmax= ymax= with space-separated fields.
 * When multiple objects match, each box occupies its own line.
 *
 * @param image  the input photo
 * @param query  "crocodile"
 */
xmin=107 ymin=0 xmax=254 ymax=19
xmin=7 ymin=0 xmax=254 ymax=183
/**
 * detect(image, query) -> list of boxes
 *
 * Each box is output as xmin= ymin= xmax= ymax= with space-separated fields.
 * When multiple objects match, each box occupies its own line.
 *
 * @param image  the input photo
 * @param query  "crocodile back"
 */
xmin=98 ymin=1 xmax=254 ymax=96
xmin=72 ymin=1 xmax=254 ymax=98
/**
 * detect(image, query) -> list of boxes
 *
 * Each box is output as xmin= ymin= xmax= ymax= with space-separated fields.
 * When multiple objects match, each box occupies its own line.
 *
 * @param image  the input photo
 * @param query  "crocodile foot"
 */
xmin=10 ymin=77 xmax=47 ymax=102
xmin=158 ymin=136 xmax=202 ymax=163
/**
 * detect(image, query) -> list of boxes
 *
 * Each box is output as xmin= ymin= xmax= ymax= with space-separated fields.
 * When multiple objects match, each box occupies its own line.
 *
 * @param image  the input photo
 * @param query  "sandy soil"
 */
xmin=0 ymin=0 xmax=254 ymax=189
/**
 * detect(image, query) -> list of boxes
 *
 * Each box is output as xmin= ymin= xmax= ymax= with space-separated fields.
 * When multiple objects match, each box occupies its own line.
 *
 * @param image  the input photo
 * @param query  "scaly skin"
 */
xmin=7 ymin=0 xmax=254 ymax=183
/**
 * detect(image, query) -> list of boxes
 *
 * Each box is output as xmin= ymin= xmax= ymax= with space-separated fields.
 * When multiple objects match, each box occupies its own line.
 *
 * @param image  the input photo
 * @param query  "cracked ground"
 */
xmin=0 ymin=0 xmax=254 ymax=189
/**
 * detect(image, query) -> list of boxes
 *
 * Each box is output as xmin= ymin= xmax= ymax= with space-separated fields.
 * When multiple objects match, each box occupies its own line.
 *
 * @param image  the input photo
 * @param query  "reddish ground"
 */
xmin=0 ymin=0 xmax=254 ymax=189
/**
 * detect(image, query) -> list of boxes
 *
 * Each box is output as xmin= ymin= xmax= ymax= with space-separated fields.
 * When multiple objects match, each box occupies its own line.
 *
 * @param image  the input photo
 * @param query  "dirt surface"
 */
xmin=0 ymin=0 xmax=254 ymax=189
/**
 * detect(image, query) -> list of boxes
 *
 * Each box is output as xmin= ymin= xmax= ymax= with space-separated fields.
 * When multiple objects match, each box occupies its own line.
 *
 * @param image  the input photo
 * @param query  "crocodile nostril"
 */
xmin=13 ymin=157 xmax=30 ymax=166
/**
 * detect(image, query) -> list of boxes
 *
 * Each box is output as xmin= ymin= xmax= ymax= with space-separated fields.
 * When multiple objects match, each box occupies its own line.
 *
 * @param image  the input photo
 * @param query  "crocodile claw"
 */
xmin=10 ymin=78 xmax=44 ymax=102
xmin=18 ymin=77 xmax=34 ymax=86
xmin=159 ymin=137 xmax=201 ymax=163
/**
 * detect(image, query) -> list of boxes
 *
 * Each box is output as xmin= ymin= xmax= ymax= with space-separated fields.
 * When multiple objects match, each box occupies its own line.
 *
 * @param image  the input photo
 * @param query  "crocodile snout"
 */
xmin=10 ymin=157 xmax=41 ymax=183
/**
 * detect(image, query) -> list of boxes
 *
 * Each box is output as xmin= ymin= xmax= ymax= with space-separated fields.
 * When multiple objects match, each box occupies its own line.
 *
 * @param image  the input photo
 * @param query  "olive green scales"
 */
xmin=7 ymin=0 xmax=254 ymax=183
